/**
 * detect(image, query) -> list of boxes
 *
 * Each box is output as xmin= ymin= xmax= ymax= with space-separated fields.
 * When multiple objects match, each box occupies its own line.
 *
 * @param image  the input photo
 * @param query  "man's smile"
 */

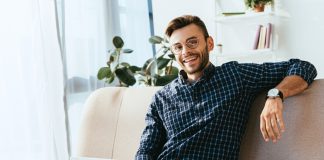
xmin=182 ymin=55 xmax=198 ymax=64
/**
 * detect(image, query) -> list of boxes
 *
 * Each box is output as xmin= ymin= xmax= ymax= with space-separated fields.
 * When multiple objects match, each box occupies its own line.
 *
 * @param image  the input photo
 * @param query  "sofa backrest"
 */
xmin=76 ymin=79 xmax=324 ymax=160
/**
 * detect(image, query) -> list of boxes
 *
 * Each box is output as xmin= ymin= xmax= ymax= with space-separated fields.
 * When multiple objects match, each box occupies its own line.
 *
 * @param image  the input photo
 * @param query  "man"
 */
xmin=135 ymin=15 xmax=317 ymax=159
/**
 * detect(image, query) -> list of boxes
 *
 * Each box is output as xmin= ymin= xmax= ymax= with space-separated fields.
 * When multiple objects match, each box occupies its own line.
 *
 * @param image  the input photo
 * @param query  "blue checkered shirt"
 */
xmin=135 ymin=59 xmax=317 ymax=160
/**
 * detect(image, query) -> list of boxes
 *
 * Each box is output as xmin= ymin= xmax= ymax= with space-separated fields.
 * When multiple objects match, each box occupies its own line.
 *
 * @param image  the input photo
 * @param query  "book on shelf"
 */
xmin=253 ymin=25 xmax=262 ymax=49
xmin=257 ymin=26 xmax=266 ymax=49
xmin=253 ymin=23 xmax=272 ymax=50
xmin=265 ymin=23 xmax=272 ymax=48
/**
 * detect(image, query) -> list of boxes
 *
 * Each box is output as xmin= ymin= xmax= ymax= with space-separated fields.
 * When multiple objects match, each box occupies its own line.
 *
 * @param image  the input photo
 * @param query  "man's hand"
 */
xmin=260 ymin=97 xmax=285 ymax=143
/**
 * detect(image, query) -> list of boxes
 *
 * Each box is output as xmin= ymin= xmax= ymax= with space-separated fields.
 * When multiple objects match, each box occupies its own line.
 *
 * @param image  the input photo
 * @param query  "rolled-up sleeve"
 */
xmin=236 ymin=58 xmax=317 ymax=93
xmin=285 ymin=59 xmax=317 ymax=85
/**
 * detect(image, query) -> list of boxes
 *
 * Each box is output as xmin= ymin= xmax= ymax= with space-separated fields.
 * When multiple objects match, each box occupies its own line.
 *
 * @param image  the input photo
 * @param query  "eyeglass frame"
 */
xmin=170 ymin=36 xmax=202 ymax=55
xmin=170 ymin=36 xmax=209 ymax=55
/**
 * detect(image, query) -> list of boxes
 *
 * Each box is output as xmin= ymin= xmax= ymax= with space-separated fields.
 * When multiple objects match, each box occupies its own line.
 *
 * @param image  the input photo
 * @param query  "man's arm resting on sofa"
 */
xmin=260 ymin=75 xmax=313 ymax=143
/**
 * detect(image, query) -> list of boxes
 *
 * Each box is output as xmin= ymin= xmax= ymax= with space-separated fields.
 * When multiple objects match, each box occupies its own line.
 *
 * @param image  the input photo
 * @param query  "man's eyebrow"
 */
xmin=186 ymin=36 xmax=198 ymax=41
xmin=172 ymin=36 xmax=198 ymax=45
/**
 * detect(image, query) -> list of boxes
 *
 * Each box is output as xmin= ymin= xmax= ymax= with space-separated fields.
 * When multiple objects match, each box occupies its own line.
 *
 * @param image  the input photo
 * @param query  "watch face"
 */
xmin=268 ymin=88 xmax=279 ymax=97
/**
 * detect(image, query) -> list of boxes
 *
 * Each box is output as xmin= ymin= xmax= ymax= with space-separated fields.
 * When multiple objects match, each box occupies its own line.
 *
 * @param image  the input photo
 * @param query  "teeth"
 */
xmin=183 ymin=55 xmax=197 ymax=63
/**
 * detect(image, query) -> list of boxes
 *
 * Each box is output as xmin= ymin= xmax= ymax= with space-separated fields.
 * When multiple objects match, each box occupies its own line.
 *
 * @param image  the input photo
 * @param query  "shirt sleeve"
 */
xmin=236 ymin=58 xmax=317 ymax=94
xmin=135 ymin=94 xmax=166 ymax=160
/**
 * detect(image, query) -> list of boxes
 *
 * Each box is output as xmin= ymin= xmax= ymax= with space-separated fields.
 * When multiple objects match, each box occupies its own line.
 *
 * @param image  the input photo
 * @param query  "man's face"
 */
xmin=169 ymin=24 xmax=213 ymax=75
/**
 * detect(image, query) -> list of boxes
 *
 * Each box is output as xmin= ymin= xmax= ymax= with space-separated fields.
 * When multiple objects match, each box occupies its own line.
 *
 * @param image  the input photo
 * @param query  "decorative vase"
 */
xmin=253 ymin=4 xmax=265 ymax=12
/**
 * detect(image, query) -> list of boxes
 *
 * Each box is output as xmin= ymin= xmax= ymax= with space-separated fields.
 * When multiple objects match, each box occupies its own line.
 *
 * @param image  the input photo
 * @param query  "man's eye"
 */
xmin=173 ymin=45 xmax=182 ymax=51
xmin=187 ymin=39 xmax=198 ymax=46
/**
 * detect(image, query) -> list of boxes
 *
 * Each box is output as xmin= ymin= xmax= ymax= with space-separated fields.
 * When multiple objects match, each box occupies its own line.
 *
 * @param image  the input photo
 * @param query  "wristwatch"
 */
xmin=267 ymin=88 xmax=284 ymax=101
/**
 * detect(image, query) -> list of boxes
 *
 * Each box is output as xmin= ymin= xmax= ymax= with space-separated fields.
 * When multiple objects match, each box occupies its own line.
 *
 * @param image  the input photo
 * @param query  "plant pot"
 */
xmin=253 ymin=4 xmax=265 ymax=12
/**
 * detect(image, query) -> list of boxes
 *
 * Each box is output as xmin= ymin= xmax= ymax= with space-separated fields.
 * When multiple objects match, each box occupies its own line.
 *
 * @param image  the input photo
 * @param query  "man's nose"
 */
xmin=180 ymin=45 xmax=191 ymax=56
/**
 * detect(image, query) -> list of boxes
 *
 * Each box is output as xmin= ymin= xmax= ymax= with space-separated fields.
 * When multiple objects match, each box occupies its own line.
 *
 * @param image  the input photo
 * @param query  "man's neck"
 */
xmin=187 ymin=62 xmax=211 ymax=83
xmin=187 ymin=73 xmax=203 ymax=83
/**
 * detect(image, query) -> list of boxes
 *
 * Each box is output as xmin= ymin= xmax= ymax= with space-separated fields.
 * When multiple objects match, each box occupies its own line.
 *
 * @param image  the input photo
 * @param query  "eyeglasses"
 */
xmin=170 ymin=37 xmax=199 ymax=55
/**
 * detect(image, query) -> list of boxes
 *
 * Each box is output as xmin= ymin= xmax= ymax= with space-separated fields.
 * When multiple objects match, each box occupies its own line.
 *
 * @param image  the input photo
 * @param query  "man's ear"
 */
xmin=207 ymin=36 xmax=214 ymax=52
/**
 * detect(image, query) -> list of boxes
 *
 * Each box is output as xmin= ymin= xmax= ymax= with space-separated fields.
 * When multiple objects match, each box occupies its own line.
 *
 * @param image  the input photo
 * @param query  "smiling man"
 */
xmin=135 ymin=15 xmax=317 ymax=160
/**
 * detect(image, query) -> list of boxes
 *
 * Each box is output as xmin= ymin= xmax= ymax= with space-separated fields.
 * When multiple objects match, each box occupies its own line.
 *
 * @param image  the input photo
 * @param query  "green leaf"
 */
xmin=129 ymin=65 xmax=141 ymax=73
xmin=115 ymin=67 xmax=136 ymax=86
xmin=167 ymin=54 xmax=175 ymax=59
xmin=163 ymin=47 xmax=170 ymax=54
xmin=165 ymin=66 xmax=179 ymax=75
xmin=97 ymin=67 xmax=112 ymax=80
xmin=120 ymin=62 xmax=130 ymax=67
xmin=107 ymin=74 xmax=115 ymax=83
xmin=155 ymin=74 xmax=178 ymax=86
xmin=122 ymin=49 xmax=133 ymax=53
xmin=142 ymin=58 xmax=154 ymax=70
xmin=113 ymin=36 xmax=124 ymax=48
xmin=156 ymin=57 xmax=171 ymax=70
xmin=142 ymin=58 xmax=156 ymax=75
xmin=108 ymin=55 xmax=115 ymax=64
xmin=149 ymin=36 xmax=163 ymax=44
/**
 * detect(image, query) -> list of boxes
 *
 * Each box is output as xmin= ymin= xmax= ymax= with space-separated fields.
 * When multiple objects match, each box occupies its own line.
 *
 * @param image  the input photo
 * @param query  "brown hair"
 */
xmin=165 ymin=15 xmax=209 ymax=39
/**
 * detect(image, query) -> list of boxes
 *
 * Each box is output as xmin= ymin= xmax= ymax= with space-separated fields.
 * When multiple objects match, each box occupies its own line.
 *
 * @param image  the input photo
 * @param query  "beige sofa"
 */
xmin=75 ymin=79 xmax=324 ymax=160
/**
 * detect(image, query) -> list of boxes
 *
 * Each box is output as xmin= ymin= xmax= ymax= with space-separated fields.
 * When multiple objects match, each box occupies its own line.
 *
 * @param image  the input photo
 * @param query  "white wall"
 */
xmin=280 ymin=0 xmax=324 ymax=78
xmin=152 ymin=0 xmax=215 ymax=39
xmin=152 ymin=0 xmax=324 ymax=78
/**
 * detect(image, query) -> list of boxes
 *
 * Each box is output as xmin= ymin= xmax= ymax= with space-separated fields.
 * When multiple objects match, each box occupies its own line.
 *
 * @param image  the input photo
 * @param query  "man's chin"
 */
xmin=184 ymin=67 xmax=199 ymax=74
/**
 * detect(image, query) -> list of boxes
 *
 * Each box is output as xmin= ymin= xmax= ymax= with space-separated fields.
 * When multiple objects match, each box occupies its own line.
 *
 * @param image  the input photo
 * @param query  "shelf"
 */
xmin=215 ymin=11 xmax=290 ymax=23
xmin=213 ymin=1 xmax=291 ymax=65
xmin=211 ymin=49 xmax=279 ymax=65
xmin=215 ymin=49 xmax=274 ymax=58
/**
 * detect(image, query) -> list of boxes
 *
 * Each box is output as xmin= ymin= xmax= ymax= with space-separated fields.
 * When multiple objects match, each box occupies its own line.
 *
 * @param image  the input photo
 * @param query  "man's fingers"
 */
xmin=265 ymin=116 xmax=276 ymax=142
xmin=276 ymin=114 xmax=285 ymax=133
xmin=260 ymin=117 xmax=269 ymax=142
xmin=271 ymin=117 xmax=281 ymax=141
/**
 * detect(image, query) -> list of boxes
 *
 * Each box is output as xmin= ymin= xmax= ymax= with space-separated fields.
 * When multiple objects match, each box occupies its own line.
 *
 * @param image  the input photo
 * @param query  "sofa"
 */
xmin=75 ymin=79 xmax=324 ymax=160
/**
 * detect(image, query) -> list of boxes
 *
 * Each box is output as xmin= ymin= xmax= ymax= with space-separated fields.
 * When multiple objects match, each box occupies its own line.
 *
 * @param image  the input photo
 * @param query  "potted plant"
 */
xmin=137 ymin=35 xmax=178 ymax=86
xmin=97 ymin=35 xmax=178 ymax=87
xmin=97 ymin=36 xmax=141 ymax=86
xmin=244 ymin=0 xmax=272 ymax=12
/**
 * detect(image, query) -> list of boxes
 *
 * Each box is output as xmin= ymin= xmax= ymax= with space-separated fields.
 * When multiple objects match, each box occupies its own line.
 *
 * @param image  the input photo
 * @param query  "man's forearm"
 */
xmin=261 ymin=75 xmax=308 ymax=142
xmin=276 ymin=75 xmax=308 ymax=99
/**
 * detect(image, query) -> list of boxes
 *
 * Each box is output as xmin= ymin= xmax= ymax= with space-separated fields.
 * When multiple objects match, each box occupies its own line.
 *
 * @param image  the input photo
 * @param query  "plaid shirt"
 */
xmin=136 ymin=59 xmax=317 ymax=160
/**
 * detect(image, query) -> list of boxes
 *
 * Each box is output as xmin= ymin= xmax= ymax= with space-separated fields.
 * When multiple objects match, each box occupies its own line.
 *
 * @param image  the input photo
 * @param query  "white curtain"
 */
xmin=0 ymin=0 xmax=69 ymax=160
xmin=62 ymin=0 xmax=152 ymax=93
xmin=117 ymin=0 xmax=153 ymax=67
xmin=60 ymin=0 xmax=153 ymax=155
